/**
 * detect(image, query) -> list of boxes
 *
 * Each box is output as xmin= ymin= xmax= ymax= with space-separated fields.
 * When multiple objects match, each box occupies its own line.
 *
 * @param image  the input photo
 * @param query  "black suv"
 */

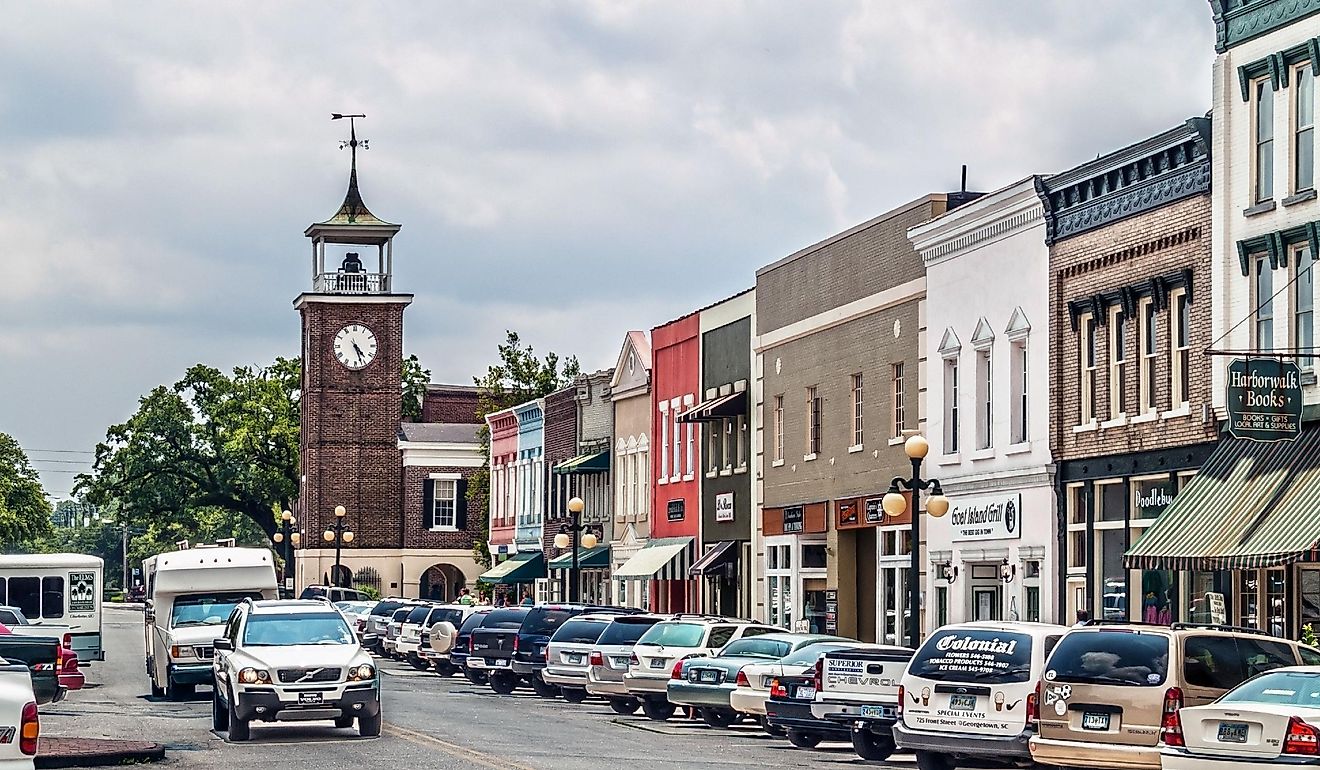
xmin=471 ymin=604 xmax=636 ymax=696
xmin=452 ymin=609 xmax=494 ymax=685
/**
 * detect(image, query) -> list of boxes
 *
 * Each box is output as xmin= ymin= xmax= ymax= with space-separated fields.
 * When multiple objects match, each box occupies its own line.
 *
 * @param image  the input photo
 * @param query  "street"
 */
xmin=43 ymin=607 xmax=925 ymax=769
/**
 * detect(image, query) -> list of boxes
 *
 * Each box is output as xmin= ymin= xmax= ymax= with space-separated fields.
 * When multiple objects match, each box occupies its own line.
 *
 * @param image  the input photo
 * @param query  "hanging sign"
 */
xmin=1226 ymin=359 xmax=1302 ymax=442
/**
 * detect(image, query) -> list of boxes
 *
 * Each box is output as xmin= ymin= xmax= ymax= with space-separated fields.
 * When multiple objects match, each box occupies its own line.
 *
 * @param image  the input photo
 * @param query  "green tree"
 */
xmin=402 ymin=354 xmax=431 ymax=421
xmin=0 ymin=432 xmax=54 ymax=546
xmin=469 ymin=331 xmax=580 ymax=568
xmin=77 ymin=358 xmax=301 ymax=539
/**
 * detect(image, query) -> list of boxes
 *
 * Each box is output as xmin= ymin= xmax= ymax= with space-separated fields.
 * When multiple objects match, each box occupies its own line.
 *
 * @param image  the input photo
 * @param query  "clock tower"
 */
xmin=295 ymin=116 xmax=412 ymax=588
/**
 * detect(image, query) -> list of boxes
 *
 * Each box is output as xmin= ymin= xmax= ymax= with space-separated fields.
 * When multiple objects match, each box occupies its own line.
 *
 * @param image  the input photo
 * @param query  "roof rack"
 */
xmin=1081 ymin=619 xmax=1166 ymax=628
xmin=670 ymin=613 xmax=733 ymax=621
xmin=1169 ymin=622 xmax=1272 ymax=637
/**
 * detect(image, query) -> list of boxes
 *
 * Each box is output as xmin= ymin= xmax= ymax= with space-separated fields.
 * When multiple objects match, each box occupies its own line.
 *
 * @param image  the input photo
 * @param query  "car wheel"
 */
xmin=914 ymin=751 xmax=956 ymax=770
xmin=464 ymin=669 xmax=488 ymax=686
xmin=640 ymin=697 xmax=675 ymax=721
xmin=785 ymin=730 xmax=822 ymax=749
xmin=150 ymin=679 xmax=164 ymax=699
xmin=608 ymin=698 xmax=639 ymax=715
xmin=211 ymin=687 xmax=229 ymax=732
xmin=559 ymin=687 xmax=587 ymax=703
xmin=334 ymin=715 xmax=355 ymax=729
xmin=850 ymin=728 xmax=896 ymax=761
xmin=488 ymin=671 xmax=517 ymax=695
xmin=701 ymin=708 xmax=736 ymax=728
xmin=408 ymin=654 xmax=429 ymax=670
xmin=758 ymin=715 xmax=785 ymax=737
xmin=358 ymin=708 xmax=382 ymax=738
xmin=531 ymin=677 xmax=559 ymax=698
xmin=434 ymin=661 xmax=456 ymax=677
xmin=227 ymin=687 xmax=250 ymax=742
xmin=166 ymin=678 xmax=195 ymax=701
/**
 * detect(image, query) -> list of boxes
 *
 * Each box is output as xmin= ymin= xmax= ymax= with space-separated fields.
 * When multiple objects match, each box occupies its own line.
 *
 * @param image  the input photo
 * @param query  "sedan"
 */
xmin=1162 ymin=666 xmax=1320 ymax=769
xmin=729 ymin=641 xmax=861 ymax=734
xmin=668 ymin=633 xmax=845 ymax=728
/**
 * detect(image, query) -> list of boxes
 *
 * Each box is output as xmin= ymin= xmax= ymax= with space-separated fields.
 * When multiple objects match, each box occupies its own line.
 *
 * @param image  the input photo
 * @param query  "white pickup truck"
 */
xmin=0 ymin=658 xmax=40 ymax=769
xmin=0 ymin=607 xmax=72 ymax=648
xmin=811 ymin=645 xmax=913 ymax=762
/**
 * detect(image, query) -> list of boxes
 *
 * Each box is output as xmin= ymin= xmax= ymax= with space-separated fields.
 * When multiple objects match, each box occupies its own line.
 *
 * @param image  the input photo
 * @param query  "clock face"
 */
xmin=333 ymin=324 xmax=378 ymax=370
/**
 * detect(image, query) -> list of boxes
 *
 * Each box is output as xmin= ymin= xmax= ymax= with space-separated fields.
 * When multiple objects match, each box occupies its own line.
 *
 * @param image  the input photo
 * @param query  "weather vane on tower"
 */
xmin=331 ymin=113 xmax=368 ymax=167
xmin=330 ymin=113 xmax=371 ymax=223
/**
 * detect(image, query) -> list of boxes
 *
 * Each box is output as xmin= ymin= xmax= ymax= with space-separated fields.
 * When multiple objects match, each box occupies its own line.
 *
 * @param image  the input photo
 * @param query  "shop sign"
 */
xmin=948 ymin=492 xmax=1022 ymax=542
xmin=1206 ymin=592 xmax=1227 ymax=625
xmin=1227 ymin=358 xmax=1302 ymax=442
xmin=715 ymin=492 xmax=735 ymax=522
xmin=838 ymin=500 xmax=859 ymax=527
xmin=824 ymin=589 xmax=838 ymax=635
xmin=782 ymin=506 xmax=804 ymax=534
xmin=666 ymin=499 xmax=685 ymax=522
xmin=865 ymin=498 xmax=886 ymax=524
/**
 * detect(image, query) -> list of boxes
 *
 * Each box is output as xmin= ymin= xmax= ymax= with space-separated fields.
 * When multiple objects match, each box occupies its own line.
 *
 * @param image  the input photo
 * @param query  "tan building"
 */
xmin=609 ymin=331 xmax=653 ymax=609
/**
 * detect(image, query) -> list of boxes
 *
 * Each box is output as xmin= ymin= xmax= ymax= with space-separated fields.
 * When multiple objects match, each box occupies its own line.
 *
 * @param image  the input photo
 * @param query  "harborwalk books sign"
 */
xmin=1227 ymin=359 xmax=1302 ymax=442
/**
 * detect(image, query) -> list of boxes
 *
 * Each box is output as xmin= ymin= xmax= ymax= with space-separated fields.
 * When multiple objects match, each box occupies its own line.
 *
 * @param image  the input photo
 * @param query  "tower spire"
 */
xmin=327 ymin=113 xmax=384 ymax=225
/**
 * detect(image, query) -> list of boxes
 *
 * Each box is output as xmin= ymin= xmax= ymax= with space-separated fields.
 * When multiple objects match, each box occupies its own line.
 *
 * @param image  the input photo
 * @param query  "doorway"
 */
xmin=968 ymin=563 xmax=1002 ymax=622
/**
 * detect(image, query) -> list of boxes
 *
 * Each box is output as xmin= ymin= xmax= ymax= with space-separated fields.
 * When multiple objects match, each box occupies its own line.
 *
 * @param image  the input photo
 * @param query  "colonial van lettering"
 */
xmin=934 ymin=634 xmax=1018 ymax=656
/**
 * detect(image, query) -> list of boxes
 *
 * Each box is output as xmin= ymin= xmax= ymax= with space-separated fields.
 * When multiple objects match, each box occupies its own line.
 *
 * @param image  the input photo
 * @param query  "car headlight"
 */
xmin=170 ymin=645 xmax=194 ymax=659
xmin=238 ymin=667 xmax=270 ymax=684
xmin=348 ymin=664 xmax=375 ymax=682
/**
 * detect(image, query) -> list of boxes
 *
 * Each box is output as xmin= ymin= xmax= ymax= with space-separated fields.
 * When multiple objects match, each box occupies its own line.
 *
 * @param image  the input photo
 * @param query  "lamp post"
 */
xmin=554 ymin=497 xmax=599 ymax=604
xmin=882 ymin=434 xmax=950 ymax=649
xmin=323 ymin=505 xmax=355 ymax=588
xmin=272 ymin=509 xmax=302 ymax=595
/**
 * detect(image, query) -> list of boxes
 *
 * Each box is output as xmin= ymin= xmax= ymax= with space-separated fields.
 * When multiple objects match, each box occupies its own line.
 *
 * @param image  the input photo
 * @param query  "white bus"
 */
xmin=0 ymin=553 xmax=104 ymax=661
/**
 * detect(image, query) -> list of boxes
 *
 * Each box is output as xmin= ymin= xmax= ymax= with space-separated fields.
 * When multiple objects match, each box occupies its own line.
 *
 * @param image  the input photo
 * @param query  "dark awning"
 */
xmin=677 ymin=391 xmax=747 ymax=423
xmin=547 ymin=545 xmax=611 ymax=570
xmin=478 ymin=552 xmax=545 ymax=585
xmin=552 ymin=451 xmax=610 ymax=475
xmin=1125 ymin=425 xmax=1320 ymax=571
xmin=690 ymin=540 xmax=738 ymax=577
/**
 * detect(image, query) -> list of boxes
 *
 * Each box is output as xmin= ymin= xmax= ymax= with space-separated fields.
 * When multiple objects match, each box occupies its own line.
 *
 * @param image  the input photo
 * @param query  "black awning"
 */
xmin=677 ymin=391 xmax=747 ymax=423
xmin=689 ymin=540 xmax=738 ymax=577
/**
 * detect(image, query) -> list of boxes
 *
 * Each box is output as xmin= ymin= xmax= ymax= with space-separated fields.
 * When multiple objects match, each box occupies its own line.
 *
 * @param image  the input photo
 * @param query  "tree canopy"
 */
xmin=0 ymin=432 xmax=53 ymax=546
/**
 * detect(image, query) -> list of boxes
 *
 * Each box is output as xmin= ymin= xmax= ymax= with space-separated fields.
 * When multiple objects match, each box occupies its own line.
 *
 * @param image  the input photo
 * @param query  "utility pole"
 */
xmin=122 ymin=523 xmax=129 ymax=592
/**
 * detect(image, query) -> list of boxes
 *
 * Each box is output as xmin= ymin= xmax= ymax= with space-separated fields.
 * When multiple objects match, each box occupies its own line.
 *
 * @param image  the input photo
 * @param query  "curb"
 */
xmin=35 ymin=739 xmax=166 ymax=769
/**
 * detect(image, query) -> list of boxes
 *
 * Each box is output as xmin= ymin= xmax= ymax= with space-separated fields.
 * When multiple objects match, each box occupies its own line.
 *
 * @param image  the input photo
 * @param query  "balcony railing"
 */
xmin=314 ymin=272 xmax=390 ymax=294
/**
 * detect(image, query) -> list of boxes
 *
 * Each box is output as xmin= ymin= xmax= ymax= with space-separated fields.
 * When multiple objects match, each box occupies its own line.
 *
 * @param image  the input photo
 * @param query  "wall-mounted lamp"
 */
xmin=1000 ymin=559 xmax=1017 ymax=584
xmin=939 ymin=562 xmax=959 ymax=583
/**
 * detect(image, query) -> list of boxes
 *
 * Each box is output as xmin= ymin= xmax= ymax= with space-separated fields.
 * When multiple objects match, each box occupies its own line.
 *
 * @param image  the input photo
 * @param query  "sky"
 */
xmin=0 ymin=1 xmax=1215 ymax=500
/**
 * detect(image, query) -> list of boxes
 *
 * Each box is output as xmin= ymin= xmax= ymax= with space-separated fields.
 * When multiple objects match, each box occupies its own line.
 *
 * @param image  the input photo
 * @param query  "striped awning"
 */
xmin=613 ymin=536 xmax=693 ymax=581
xmin=1125 ymin=425 xmax=1320 ymax=571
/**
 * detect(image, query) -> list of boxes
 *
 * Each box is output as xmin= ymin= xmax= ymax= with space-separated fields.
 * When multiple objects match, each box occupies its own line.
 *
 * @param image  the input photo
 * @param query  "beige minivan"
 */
xmin=1029 ymin=623 xmax=1320 ymax=769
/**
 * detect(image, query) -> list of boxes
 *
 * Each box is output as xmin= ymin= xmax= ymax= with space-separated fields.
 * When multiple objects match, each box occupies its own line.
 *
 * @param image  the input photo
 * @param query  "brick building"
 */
xmin=1042 ymin=119 xmax=1218 ymax=625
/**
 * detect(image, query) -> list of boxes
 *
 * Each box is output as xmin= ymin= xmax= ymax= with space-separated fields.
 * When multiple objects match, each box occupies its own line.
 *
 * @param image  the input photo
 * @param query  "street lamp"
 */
xmin=882 ymin=434 xmax=950 ymax=649
xmin=553 ymin=497 xmax=599 ymax=604
xmin=272 ymin=509 xmax=302 ymax=594
xmin=323 ymin=505 xmax=354 ymax=588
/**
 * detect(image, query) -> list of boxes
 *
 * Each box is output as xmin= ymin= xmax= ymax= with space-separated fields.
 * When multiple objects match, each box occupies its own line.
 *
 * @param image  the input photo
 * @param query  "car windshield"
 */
xmin=169 ymin=592 xmax=263 ymax=628
xmin=243 ymin=612 xmax=355 ymax=646
xmin=721 ymin=638 xmax=793 ymax=659
xmin=406 ymin=606 xmax=433 ymax=624
xmin=552 ymin=620 xmax=608 ymax=645
xmin=485 ymin=608 xmax=530 ymax=630
xmin=1221 ymin=671 xmax=1320 ymax=706
xmin=524 ymin=608 xmax=576 ymax=636
xmin=908 ymin=629 xmax=1034 ymax=684
xmin=598 ymin=618 xmax=662 ymax=646
xmin=1046 ymin=631 xmax=1169 ymax=687
xmin=370 ymin=601 xmax=405 ymax=617
xmin=780 ymin=642 xmax=857 ymax=666
xmin=391 ymin=608 xmax=414 ymax=622
xmin=637 ymin=622 xmax=705 ymax=648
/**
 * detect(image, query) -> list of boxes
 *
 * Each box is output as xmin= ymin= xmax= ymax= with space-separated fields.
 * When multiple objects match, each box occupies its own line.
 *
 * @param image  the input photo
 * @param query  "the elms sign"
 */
xmin=1227 ymin=358 xmax=1302 ymax=442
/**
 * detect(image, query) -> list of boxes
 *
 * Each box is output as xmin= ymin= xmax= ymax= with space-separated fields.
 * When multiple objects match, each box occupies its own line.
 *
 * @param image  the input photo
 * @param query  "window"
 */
xmin=40 ymin=577 xmax=63 ymax=619
xmin=892 ymin=363 xmax=906 ymax=436
xmin=707 ymin=420 xmax=720 ymax=474
xmin=684 ymin=422 xmax=693 ymax=477
xmin=659 ymin=406 xmax=669 ymax=479
xmin=431 ymin=478 xmax=458 ymax=529
xmin=1256 ymin=256 xmax=1275 ymax=351
xmin=1110 ymin=307 xmax=1128 ymax=417
xmin=1080 ymin=314 xmax=1097 ymax=424
xmin=735 ymin=415 xmax=747 ymax=469
xmin=944 ymin=358 xmax=960 ymax=452
xmin=1256 ymin=77 xmax=1275 ymax=202
xmin=1171 ymin=288 xmax=1191 ymax=406
xmin=1296 ymin=247 xmax=1314 ymax=368
xmin=772 ymin=395 xmax=784 ymax=462
xmin=1139 ymin=299 xmax=1157 ymax=414
xmin=671 ymin=404 xmax=681 ymax=479
xmin=1298 ymin=62 xmax=1315 ymax=192
xmin=976 ymin=350 xmax=992 ymax=448
xmin=8 ymin=577 xmax=38 ymax=620
xmin=851 ymin=373 xmax=864 ymax=446
xmin=806 ymin=386 xmax=821 ymax=456
xmin=1011 ymin=339 xmax=1028 ymax=443
xmin=722 ymin=418 xmax=733 ymax=471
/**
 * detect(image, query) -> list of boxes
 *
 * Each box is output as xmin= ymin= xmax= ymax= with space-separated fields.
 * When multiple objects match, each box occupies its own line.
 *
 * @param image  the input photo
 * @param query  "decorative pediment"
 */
xmin=971 ymin=317 xmax=995 ymax=350
xmin=1005 ymin=307 xmax=1031 ymax=341
xmin=938 ymin=328 xmax=961 ymax=358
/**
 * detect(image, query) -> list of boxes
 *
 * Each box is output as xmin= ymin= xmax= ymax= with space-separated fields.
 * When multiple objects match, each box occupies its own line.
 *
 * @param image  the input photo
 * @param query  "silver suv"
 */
xmin=211 ymin=599 xmax=380 ymax=741
xmin=542 ymin=614 xmax=617 ymax=702
xmin=586 ymin=614 xmax=668 ymax=714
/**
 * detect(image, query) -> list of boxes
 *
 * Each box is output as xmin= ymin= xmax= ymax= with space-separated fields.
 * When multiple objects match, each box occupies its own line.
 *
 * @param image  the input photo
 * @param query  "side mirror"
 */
xmin=361 ymin=634 xmax=379 ymax=647
xmin=213 ymin=638 xmax=234 ymax=652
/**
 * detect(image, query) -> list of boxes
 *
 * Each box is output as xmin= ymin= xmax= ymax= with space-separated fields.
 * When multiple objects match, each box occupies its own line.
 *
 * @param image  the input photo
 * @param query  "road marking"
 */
xmin=383 ymin=723 xmax=538 ymax=770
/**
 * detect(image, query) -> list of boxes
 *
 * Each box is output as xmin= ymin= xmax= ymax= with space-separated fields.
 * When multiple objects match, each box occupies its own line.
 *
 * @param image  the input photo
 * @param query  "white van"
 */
xmin=0 ymin=553 xmax=105 ymax=662
xmin=143 ymin=546 xmax=278 ymax=699
xmin=894 ymin=621 xmax=1067 ymax=770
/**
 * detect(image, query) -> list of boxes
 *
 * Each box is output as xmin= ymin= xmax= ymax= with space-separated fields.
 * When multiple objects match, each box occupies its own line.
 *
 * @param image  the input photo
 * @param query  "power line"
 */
xmin=26 ymin=449 xmax=95 ymax=455
xmin=29 ymin=459 xmax=93 ymax=465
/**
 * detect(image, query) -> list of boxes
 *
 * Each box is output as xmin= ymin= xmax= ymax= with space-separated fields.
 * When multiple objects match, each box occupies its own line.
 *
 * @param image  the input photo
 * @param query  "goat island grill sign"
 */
xmin=1227 ymin=359 xmax=1302 ymax=442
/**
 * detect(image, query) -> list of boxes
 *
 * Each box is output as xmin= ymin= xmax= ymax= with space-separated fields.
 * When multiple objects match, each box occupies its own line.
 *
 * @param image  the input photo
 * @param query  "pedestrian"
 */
xmin=457 ymin=588 xmax=474 ymax=606
xmin=1074 ymin=609 xmax=1091 ymax=627
xmin=520 ymin=590 xmax=534 ymax=607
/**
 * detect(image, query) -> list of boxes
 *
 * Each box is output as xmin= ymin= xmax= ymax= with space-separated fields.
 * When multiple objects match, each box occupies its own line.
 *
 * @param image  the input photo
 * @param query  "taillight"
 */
xmin=897 ymin=685 xmax=905 ymax=717
xmin=1285 ymin=716 xmax=1320 ymax=755
xmin=735 ymin=670 xmax=750 ymax=688
xmin=55 ymin=645 xmax=64 ymax=669
xmin=770 ymin=678 xmax=787 ymax=698
xmin=1027 ymin=681 xmax=1040 ymax=725
xmin=513 ymin=636 xmax=519 ymax=653
xmin=813 ymin=659 xmax=823 ymax=691
xmin=671 ymin=660 xmax=685 ymax=680
xmin=629 ymin=652 xmax=639 ymax=666
xmin=62 ymin=634 xmax=71 ymax=649
xmin=544 ymin=645 xmax=550 ymax=662
xmin=589 ymin=651 xmax=603 ymax=667
xmin=1159 ymin=687 xmax=1184 ymax=747
xmin=19 ymin=702 xmax=37 ymax=756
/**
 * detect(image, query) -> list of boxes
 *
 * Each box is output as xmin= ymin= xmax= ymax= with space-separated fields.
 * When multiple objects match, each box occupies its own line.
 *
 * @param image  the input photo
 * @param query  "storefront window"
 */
xmin=766 ymin=543 xmax=792 ymax=630
xmin=1068 ymin=484 xmax=1086 ymax=525
xmin=1099 ymin=528 xmax=1127 ymax=620
xmin=1140 ymin=571 xmax=1175 ymax=625
xmin=1097 ymin=481 xmax=1125 ymax=522
xmin=1189 ymin=571 xmax=1233 ymax=624
xmin=1132 ymin=476 xmax=1175 ymax=521
xmin=803 ymin=584 xmax=826 ymax=633
xmin=1267 ymin=569 xmax=1287 ymax=638
xmin=1239 ymin=572 xmax=1259 ymax=629
xmin=803 ymin=544 xmax=827 ymax=569
xmin=1302 ymin=570 xmax=1320 ymax=631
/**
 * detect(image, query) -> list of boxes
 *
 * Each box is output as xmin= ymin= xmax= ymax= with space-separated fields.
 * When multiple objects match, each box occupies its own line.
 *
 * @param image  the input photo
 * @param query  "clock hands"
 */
xmin=352 ymin=341 xmax=367 ymax=366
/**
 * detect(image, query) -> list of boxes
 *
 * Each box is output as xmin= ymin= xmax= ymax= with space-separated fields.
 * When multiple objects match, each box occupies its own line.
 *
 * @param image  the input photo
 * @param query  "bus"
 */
xmin=0 ymin=554 xmax=104 ymax=661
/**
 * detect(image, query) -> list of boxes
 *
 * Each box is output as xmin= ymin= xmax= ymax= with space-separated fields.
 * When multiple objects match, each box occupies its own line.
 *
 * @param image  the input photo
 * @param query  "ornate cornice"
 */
xmin=1212 ymin=0 xmax=1320 ymax=53
xmin=1049 ymin=159 xmax=1210 ymax=244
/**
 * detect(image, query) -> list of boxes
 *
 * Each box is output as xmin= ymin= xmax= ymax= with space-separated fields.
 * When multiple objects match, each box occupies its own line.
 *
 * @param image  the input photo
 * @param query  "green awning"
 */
xmin=1125 ymin=425 xmax=1320 ymax=571
xmin=613 ymin=536 xmax=693 ymax=581
xmin=478 ymin=552 xmax=545 ymax=585
xmin=547 ymin=545 xmax=611 ymax=570
xmin=553 ymin=452 xmax=610 ymax=475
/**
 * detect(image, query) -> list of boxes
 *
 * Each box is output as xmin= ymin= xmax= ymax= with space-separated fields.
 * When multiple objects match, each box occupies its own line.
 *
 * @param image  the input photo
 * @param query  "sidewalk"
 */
xmin=36 ymin=737 xmax=165 ymax=769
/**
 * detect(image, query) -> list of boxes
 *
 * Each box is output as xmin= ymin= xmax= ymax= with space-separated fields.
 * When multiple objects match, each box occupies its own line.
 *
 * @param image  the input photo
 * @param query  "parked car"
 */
xmin=298 ymin=586 xmax=370 ymax=604
xmin=0 ymin=634 xmax=65 ymax=706
xmin=586 ymin=614 xmax=669 ymax=714
xmin=894 ymin=622 xmax=1067 ymax=770
xmin=543 ymin=614 xmax=616 ymax=702
xmin=211 ymin=598 xmax=380 ymax=741
xmin=0 ymin=655 xmax=39 ymax=768
xmin=58 ymin=646 xmax=84 ymax=692
xmin=729 ymin=640 xmax=860 ymax=733
xmin=333 ymin=601 xmax=376 ymax=638
xmin=393 ymin=603 xmax=439 ymax=666
xmin=1030 ymin=622 xmax=1320 ymax=770
xmin=766 ymin=668 xmax=851 ymax=749
xmin=453 ymin=609 xmax=496 ymax=685
xmin=361 ymin=598 xmax=411 ymax=651
xmin=624 ymin=616 xmax=779 ymax=721
xmin=811 ymin=644 xmax=915 ymax=761
xmin=475 ymin=604 xmax=635 ymax=697
xmin=1160 ymin=665 xmax=1320 ymax=768
xmin=419 ymin=605 xmax=485 ymax=675
xmin=382 ymin=604 xmax=426 ymax=658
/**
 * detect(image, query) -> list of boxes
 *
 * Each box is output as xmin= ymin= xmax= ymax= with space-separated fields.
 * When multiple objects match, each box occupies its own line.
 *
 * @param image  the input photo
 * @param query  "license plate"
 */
xmin=649 ymin=659 xmax=665 ymax=669
xmin=949 ymin=694 xmax=977 ymax=711
xmin=568 ymin=654 xmax=584 ymax=664
xmin=1082 ymin=712 xmax=1111 ymax=731
xmin=492 ymin=659 xmax=508 ymax=667
xmin=699 ymin=670 xmax=720 ymax=683
xmin=795 ymin=685 xmax=816 ymax=700
xmin=297 ymin=692 xmax=323 ymax=705
xmin=1218 ymin=721 xmax=1249 ymax=743
xmin=612 ymin=657 xmax=630 ymax=667
xmin=860 ymin=705 xmax=891 ymax=719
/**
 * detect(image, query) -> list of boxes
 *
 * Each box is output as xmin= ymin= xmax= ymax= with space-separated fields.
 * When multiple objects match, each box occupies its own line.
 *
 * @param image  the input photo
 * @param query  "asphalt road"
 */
xmin=42 ymin=606 xmax=933 ymax=769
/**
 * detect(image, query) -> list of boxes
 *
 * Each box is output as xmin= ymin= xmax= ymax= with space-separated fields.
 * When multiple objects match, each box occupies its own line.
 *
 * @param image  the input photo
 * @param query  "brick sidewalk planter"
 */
xmin=35 ymin=738 xmax=165 ymax=769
